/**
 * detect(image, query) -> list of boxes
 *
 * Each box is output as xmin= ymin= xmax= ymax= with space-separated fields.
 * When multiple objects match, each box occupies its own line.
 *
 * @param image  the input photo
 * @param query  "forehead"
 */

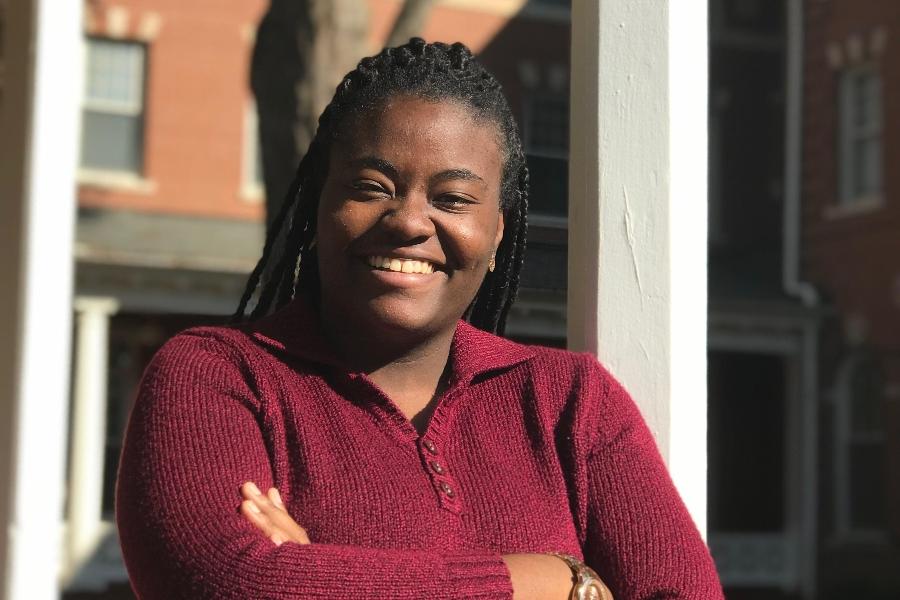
xmin=332 ymin=96 xmax=504 ymax=179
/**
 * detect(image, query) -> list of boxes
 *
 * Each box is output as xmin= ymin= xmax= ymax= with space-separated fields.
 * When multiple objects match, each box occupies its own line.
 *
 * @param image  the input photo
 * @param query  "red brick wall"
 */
xmin=802 ymin=0 xmax=900 ymax=542
xmin=77 ymin=1 xmax=567 ymax=222
xmin=80 ymin=0 xmax=268 ymax=220
xmin=802 ymin=0 xmax=900 ymax=355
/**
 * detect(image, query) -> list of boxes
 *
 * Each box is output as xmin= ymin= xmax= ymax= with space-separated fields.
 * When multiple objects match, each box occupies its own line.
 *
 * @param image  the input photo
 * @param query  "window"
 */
xmin=833 ymin=354 xmax=888 ymax=539
xmin=80 ymin=38 xmax=146 ymax=175
xmin=838 ymin=66 xmax=882 ymax=206
xmin=523 ymin=91 xmax=568 ymax=158
xmin=242 ymin=101 xmax=264 ymax=201
xmin=523 ymin=90 xmax=569 ymax=219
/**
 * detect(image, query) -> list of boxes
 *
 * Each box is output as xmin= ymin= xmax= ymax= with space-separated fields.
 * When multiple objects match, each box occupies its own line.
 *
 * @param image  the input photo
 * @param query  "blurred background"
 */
xmin=1 ymin=0 xmax=898 ymax=598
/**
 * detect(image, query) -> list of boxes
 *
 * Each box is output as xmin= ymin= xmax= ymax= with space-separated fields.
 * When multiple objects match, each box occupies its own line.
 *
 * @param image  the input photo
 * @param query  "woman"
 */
xmin=116 ymin=39 xmax=723 ymax=599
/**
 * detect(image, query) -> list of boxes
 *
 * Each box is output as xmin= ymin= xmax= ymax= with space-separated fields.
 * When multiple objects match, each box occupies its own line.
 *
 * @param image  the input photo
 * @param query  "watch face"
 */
xmin=587 ymin=581 xmax=613 ymax=600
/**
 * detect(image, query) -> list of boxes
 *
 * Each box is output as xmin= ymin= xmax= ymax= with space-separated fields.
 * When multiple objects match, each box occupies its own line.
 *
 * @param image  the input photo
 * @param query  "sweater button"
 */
xmin=430 ymin=461 xmax=445 ymax=474
xmin=423 ymin=439 xmax=437 ymax=454
xmin=440 ymin=482 xmax=454 ymax=498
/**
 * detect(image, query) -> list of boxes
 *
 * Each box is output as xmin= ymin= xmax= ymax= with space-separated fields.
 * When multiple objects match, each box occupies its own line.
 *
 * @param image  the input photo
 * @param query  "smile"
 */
xmin=366 ymin=256 xmax=436 ymax=274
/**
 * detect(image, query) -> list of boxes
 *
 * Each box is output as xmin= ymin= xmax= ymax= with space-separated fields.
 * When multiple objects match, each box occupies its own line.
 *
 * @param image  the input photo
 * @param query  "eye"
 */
xmin=434 ymin=193 xmax=476 ymax=211
xmin=350 ymin=180 xmax=391 ymax=197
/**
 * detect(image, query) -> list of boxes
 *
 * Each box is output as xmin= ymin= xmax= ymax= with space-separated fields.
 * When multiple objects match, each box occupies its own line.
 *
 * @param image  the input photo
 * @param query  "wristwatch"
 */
xmin=552 ymin=553 xmax=614 ymax=600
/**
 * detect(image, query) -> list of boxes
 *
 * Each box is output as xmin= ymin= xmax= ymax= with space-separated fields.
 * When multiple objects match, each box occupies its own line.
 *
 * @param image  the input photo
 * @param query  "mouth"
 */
xmin=366 ymin=255 xmax=436 ymax=275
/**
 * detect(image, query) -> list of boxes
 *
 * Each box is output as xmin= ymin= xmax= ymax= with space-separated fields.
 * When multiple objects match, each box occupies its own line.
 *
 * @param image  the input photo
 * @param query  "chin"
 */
xmin=363 ymin=296 xmax=454 ymax=339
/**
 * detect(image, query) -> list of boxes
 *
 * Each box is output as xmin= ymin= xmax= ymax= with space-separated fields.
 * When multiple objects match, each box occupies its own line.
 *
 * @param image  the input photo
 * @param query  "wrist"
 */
xmin=502 ymin=553 xmax=575 ymax=600
xmin=551 ymin=553 xmax=613 ymax=600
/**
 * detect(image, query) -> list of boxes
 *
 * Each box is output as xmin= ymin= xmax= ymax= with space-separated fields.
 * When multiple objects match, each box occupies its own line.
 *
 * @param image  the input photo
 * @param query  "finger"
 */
xmin=268 ymin=487 xmax=285 ymax=508
xmin=243 ymin=483 xmax=279 ymax=517
xmin=242 ymin=482 xmax=278 ymax=516
xmin=261 ymin=504 xmax=311 ymax=544
xmin=240 ymin=499 xmax=272 ymax=535
xmin=240 ymin=499 xmax=294 ymax=546
xmin=241 ymin=481 xmax=264 ymax=499
xmin=241 ymin=482 xmax=311 ymax=545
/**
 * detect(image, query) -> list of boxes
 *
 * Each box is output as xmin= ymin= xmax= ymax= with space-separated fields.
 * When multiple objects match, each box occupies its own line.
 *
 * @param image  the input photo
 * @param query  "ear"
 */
xmin=493 ymin=209 xmax=505 ymax=251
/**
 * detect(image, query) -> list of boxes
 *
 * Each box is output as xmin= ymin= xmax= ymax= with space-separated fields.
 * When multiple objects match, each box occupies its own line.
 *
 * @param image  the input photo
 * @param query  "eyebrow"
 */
xmin=430 ymin=168 xmax=485 ymax=186
xmin=348 ymin=157 xmax=399 ymax=180
xmin=347 ymin=157 xmax=485 ymax=187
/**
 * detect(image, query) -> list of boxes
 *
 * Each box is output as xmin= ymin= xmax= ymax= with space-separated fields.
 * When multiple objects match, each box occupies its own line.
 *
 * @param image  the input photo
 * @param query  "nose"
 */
xmin=380 ymin=192 xmax=436 ymax=242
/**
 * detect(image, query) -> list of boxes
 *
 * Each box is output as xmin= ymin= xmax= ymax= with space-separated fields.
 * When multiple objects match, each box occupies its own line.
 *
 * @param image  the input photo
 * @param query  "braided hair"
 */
xmin=233 ymin=38 xmax=529 ymax=335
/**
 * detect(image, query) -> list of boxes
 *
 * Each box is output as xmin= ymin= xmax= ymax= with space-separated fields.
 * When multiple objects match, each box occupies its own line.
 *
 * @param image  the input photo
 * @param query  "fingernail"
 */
xmin=247 ymin=502 xmax=260 ymax=514
xmin=270 ymin=488 xmax=283 ymax=506
xmin=271 ymin=533 xmax=284 ymax=546
xmin=247 ymin=482 xmax=261 ymax=496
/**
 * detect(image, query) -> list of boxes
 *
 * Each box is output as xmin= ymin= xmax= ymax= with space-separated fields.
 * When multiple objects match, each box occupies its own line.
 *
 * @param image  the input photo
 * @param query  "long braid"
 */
xmin=496 ymin=163 xmax=529 ymax=334
xmin=235 ymin=38 xmax=531 ymax=335
xmin=231 ymin=169 xmax=304 ymax=322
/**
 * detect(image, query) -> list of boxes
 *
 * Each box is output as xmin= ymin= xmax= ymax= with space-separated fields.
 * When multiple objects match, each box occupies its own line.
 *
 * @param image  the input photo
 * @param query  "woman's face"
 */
xmin=316 ymin=95 xmax=505 ymax=340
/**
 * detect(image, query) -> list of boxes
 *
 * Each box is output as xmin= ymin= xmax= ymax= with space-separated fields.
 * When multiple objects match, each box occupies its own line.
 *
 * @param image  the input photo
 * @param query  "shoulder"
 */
xmin=148 ymin=325 xmax=257 ymax=372
xmin=140 ymin=325 xmax=269 ymax=403
xmin=521 ymin=343 xmax=624 ymax=395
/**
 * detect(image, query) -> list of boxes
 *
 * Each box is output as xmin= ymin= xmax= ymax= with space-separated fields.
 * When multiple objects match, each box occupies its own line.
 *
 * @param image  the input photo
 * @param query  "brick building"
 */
xmin=59 ymin=0 xmax=897 ymax=598
xmin=68 ymin=0 xmax=571 ymax=594
xmin=800 ymin=0 xmax=900 ymax=596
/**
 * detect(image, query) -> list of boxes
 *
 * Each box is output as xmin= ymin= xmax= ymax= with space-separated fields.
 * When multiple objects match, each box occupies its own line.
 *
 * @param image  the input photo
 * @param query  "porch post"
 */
xmin=0 ymin=0 xmax=83 ymax=597
xmin=64 ymin=298 xmax=119 ymax=582
xmin=567 ymin=1 xmax=709 ymax=533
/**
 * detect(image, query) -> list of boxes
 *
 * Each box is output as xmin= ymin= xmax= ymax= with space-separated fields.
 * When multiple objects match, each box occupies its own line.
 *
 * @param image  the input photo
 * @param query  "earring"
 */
xmin=488 ymin=252 xmax=496 ymax=273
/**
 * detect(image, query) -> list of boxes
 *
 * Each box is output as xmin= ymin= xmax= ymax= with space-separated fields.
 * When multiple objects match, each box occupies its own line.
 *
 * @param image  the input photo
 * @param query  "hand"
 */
xmin=239 ymin=481 xmax=311 ymax=546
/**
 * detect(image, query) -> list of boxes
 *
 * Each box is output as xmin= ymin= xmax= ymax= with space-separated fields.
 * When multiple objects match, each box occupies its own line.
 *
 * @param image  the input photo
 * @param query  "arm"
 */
xmin=115 ymin=332 xmax=516 ymax=599
xmin=580 ymin=361 xmax=724 ymax=600
xmin=238 ymin=481 xmax=579 ymax=600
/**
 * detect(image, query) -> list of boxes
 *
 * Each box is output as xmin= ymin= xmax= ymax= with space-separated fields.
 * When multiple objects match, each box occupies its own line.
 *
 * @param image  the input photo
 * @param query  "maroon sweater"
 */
xmin=116 ymin=298 xmax=723 ymax=599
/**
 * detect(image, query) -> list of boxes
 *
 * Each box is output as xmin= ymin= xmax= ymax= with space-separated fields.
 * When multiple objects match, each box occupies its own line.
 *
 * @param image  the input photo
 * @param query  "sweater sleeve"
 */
xmin=115 ymin=332 xmax=513 ymax=600
xmin=578 ymin=359 xmax=724 ymax=600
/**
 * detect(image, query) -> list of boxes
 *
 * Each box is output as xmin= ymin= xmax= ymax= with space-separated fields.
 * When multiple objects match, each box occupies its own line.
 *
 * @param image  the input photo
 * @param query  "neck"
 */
xmin=319 ymin=302 xmax=456 ymax=383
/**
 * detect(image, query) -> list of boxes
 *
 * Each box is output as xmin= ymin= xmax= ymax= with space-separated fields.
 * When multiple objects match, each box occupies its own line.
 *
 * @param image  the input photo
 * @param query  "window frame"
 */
xmin=78 ymin=36 xmax=150 ymax=186
xmin=831 ymin=353 xmax=889 ymax=544
xmin=521 ymin=84 xmax=570 ymax=226
xmin=836 ymin=63 xmax=883 ymax=211
xmin=241 ymin=99 xmax=264 ymax=202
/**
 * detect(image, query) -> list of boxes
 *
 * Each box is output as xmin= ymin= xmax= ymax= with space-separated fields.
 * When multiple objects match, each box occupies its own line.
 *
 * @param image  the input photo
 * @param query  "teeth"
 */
xmin=367 ymin=256 xmax=435 ymax=274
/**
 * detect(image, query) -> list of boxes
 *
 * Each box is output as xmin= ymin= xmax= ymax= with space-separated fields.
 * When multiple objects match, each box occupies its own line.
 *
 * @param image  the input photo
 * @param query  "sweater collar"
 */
xmin=242 ymin=296 xmax=534 ymax=383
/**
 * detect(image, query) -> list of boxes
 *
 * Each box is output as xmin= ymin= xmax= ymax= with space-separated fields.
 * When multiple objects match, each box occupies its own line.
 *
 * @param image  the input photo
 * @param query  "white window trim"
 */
xmin=77 ymin=168 xmax=156 ymax=193
xmin=836 ymin=64 xmax=883 ymax=211
xmin=240 ymin=100 xmax=264 ymax=203
xmin=823 ymin=194 xmax=884 ymax=219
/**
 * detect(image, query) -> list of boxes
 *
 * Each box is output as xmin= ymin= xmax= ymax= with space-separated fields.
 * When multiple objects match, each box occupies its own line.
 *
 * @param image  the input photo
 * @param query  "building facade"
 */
xmin=62 ymin=0 xmax=897 ymax=598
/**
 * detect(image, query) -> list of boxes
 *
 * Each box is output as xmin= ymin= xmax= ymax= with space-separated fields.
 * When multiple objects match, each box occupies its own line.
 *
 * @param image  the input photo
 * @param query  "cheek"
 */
xmin=446 ymin=218 xmax=499 ymax=271
xmin=319 ymin=203 xmax=363 ymax=250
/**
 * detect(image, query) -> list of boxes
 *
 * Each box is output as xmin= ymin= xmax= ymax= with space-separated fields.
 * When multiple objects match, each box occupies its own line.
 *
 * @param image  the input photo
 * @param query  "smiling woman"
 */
xmin=114 ymin=39 xmax=723 ymax=600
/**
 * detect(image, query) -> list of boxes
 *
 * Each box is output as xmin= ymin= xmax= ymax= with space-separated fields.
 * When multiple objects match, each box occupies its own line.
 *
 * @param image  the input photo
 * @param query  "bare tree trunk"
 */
xmin=251 ymin=0 xmax=436 ymax=231
xmin=250 ymin=0 xmax=367 ymax=231
xmin=385 ymin=0 xmax=438 ymax=48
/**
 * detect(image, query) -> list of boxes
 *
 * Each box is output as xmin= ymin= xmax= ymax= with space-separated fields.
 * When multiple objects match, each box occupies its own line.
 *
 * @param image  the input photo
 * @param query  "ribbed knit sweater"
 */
xmin=115 ymin=298 xmax=723 ymax=599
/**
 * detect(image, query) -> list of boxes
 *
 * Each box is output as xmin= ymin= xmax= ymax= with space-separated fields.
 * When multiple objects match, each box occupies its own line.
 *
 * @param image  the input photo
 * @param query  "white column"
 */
xmin=0 ymin=0 xmax=84 ymax=597
xmin=567 ymin=1 xmax=709 ymax=533
xmin=64 ymin=298 xmax=119 ymax=582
